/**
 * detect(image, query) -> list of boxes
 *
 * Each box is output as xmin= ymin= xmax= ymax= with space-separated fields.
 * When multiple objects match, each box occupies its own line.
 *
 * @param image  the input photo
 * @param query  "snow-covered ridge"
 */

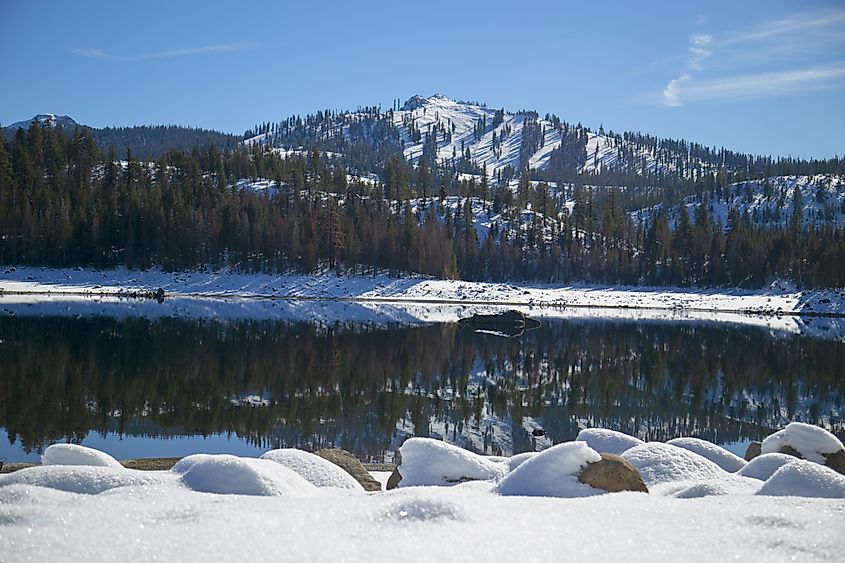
xmin=632 ymin=174 xmax=845 ymax=229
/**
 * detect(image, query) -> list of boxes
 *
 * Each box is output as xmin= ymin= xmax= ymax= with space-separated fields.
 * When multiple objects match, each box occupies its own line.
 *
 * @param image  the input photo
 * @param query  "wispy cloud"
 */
xmin=660 ymin=8 xmax=845 ymax=107
xmin=664 ymin=64 xmax=845 ymax=106
xmin=72 ymin=42 xmax=257 ymax=62
xmin=693 ymin=14 xmax=707 ymax=25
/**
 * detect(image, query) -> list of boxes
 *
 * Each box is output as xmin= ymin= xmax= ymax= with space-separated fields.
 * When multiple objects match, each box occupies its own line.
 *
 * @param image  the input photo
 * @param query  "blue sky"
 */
xmin=2 ymin=0 xmax=843 ymax=159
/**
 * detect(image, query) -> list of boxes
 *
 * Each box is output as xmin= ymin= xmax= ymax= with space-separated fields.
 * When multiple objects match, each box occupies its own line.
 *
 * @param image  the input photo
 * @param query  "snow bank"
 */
xmin=757 ymin=460 xmax=845 ymax=498
xmin=666 ymin=437 xmax=746 ymax=472
xmin=495 ymin=442 xmax=602 ymax=498
xmin=41 ymin=443 xmax=123 ymax=469
xmin=761 ymin=422 xmax=844 ymax=463
xmin=623 ymin=442 xmax=727 ymax=487
xmin=738 ymin=453 xmax=799 ymax=481
xmin=171 ymin=454 xmax=317 ymax=496
xmin=576 ymin=428 xmax=645 ymax=455
xmin=260 ymin=449 xmax=364 ymax=491
xmin=506 ymin=451 xmax=537 ymax=470
xmin=397 ymin=437 xmax=508 ymax=487
xmin=0 ymin=465 xmax=167 ymax=495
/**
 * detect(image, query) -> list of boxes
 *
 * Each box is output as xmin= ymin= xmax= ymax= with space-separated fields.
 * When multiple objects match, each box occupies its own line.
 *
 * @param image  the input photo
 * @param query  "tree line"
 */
xmin=0 ymin=122 xmax=843 ymax=287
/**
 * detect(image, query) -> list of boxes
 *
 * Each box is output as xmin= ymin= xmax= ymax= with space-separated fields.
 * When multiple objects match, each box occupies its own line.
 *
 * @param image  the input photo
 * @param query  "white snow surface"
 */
xmin=260 ymin=449 xmax=364 ymax=491
xmin=739 ymin=453 xmax=801 ymax=481
xmin=757 ymin=460 xmax=845 ymax=498
xmin=41 ymin=443 xmax=123 ymax=469
xmin=576 ymin=427 xmax=646 ymax=455
xmin=171 ymin=454 xmax=318 ymax=497
xmin=495 ymin=441 xmax=602 ymax=498
xmin=2 ymin=434 xmax=845 ymax=561
xmin=397 ymin=437 xmax=508 ymax=487
xmin=666 ymin=437 xmax=747 ymax=472
xmin=761 ymin=422 xmax=844 ymax=463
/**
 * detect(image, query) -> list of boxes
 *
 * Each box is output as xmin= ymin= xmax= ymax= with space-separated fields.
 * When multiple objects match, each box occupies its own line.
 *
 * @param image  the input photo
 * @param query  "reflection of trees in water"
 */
xmin=1 ymin=316 xmax=842 ymax=457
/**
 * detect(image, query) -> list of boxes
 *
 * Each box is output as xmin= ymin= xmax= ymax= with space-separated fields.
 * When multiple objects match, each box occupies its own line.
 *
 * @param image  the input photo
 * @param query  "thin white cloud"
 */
xmin=660 ymin=8 xmax=845 ymax=107
xmin=663 ymin=64 xmax=845 ymax=106
xmin=694 ymin=14 xmax=707 ymax=25
xmin=72 ymin=42 xmax=257 ymax=62
xmin=720 ymin=10 xmax=845 ymax=45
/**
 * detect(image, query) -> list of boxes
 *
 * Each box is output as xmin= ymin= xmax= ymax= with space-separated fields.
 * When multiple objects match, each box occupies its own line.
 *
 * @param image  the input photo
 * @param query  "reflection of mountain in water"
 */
xmin=1 ymin=315 xmax=843 ymax=459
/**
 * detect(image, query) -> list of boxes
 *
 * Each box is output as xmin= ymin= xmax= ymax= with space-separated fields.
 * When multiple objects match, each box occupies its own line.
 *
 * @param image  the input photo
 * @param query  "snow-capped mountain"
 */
xmin=3 ymin=113 xmax=80 ymax=132
xmin=244 ymin=93 xmax=754 ymax=183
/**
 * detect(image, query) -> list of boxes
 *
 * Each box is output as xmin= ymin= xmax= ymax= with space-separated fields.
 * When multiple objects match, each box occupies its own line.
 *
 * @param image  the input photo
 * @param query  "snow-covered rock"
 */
xmin=761 ymin=422 xmax=844 ymax=464
xmin=171 ymin=454 xmax=318 ymax=496
xmin=666 ymin=437 xmax=747 ymax=472
xmin=737 ymin=453 xmax=799 ymax=481
xmin=506 ymin=451 xmax=538 ymax=470
xmin=757 ymin=460 xmax=845 ymax=498
xmin=575 ymin=428 xmax=645 ymax=455
xmin=397 ymin=438 xmax=508 ymax=487
xmin=495 ymin=442 xmax=603 ymax=498
xmin=41 ymin=443 xmax=124 ymax=469
xmin=260 ymin=449 xmax=364 ymax=491
xmin=0 ymin=465 xmax=166 ymax=495
xmin=622 ymin=442 xmax=727 ymax=488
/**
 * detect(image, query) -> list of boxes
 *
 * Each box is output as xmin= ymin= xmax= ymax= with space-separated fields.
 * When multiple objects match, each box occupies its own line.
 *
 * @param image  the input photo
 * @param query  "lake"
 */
xmin=1 ymin=306 xmax=843 ymax=463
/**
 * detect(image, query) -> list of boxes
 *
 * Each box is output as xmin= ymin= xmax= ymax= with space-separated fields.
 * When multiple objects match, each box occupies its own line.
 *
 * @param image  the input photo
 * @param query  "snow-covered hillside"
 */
xmin=632 ymin=175 xmax=845 ymax=229
xmin=244 ymin=94 xmax=718 ymax=181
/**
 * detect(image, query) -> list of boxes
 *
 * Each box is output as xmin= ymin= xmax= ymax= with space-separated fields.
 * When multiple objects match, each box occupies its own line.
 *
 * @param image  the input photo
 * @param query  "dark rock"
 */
xmin=532 ymin=428 xmax=545 ymax=437
xmin=744 ymin=442 xmax=762 ymax=461
xmin=386 ymin=467 xmax=402 ymax=490
xmin=780 ymin=445 xmax=802 ymax=459
xmin=824 ymin=450 xmax=845 ymax=476
xmin=578 ymin=453 xmax=648 ymax=493
xmin=315 ymin=448 xmax=381 ymax=491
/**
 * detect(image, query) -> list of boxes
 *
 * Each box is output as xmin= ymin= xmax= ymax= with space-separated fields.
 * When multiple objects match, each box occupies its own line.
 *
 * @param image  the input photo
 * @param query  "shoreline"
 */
xmin=0 ymin=458 xmax=396 ymax=474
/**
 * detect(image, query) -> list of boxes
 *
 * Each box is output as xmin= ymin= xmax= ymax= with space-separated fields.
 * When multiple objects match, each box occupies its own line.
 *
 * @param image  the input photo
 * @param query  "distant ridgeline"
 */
xmin=1 ymin=96 xmax=844 ymax=287
xmin=2 ymin=114 xmax=239 ymax=160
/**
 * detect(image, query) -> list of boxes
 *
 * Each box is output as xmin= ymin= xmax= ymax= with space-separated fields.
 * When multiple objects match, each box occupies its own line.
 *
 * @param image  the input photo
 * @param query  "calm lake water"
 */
xmin=2 ymin=309 xmax=843 ymax=462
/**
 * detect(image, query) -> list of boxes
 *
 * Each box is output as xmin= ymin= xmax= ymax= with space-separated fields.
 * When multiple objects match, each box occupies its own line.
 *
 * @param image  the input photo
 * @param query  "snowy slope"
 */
xmin=632 ymin=175 xmax=845 ymax=229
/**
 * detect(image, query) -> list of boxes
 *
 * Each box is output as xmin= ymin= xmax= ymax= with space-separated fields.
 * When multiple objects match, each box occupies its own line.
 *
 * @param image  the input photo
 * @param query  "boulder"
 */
xmin=744 ymin=442 xmax=762 ymax=461
xmin=314 ymin=448 xmax=381 ymax=491
xmin=386 ymin=467 xmax=402 ymax=490
xmin=780 ymin=445 xmax=802 ymax=458
xmin=825 ymin=450 xmax=845 ymax=476
xmin=578 ymin=453 xmax=648 ymax=493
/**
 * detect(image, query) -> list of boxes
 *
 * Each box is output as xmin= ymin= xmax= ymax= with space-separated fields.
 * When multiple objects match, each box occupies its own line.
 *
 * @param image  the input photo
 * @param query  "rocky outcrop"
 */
xmin=314 ymin=449 xmax=381 ymax=491
xmin=578 ymin=453 xmax=648 ymax=493
xmin=744 ymin=442 xmax=762 ymax=461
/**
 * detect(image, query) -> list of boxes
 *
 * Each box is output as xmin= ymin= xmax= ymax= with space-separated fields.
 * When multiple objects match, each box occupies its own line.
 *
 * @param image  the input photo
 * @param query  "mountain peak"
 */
xmin=4 ymin=114 xmax=79 ymax=131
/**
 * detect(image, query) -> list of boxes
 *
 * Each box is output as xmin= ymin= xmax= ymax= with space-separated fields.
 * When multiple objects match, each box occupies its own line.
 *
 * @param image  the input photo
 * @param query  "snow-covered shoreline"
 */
xmin=2 ymin=266 xmax=843 ymax=314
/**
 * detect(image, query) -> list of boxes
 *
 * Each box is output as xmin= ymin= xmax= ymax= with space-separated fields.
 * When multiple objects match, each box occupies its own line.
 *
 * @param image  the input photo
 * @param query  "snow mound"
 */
xmin=0 ymin=465 xmax=165 ymax=495
xmin=576 ymin=428 xmax=645 ymax=455
xmin=507 ymin=451 xmax=537 ymax=470
xmin=737 ymin=453 xmax=799 ymax=481
xmin=761 ymin=422 xmax=844 ymax=463
xmin=666 ymin=438 xmax=747 ymax=472
xmin=495 ymin=442 xmax=602 ymax=498
xmin=757 ymin=459 xmax=845 ymax=499
xmin=41 ymin=443 xmax=123 ymax=469
xmin=623 ymin=442 xmax=726 ymax=488
xmin=260 ymin=449 xmax=364 ymax=491
xmin=397 ymin=438 xmax=508 ymax=487
xmin=671 ymin=482 xmax=734 ymax=499
xmin=171 ymin=454 xmax=318 ymax=496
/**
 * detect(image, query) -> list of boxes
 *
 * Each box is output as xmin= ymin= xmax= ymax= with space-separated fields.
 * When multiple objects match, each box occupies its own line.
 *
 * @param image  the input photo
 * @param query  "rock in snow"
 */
xmin=314 ymin=448 xmax=382 ymax=491
xmin=761 ymin=422 xmax=845 ymax=464
xmin=41 ymin=443 xmax=123 ymax=469
xmin=496 ymin=442 xmax=603 ymax=497
xmin=666 ymin=437 xmax=747 ymax=472
xmin=260 ymin=449 xmax=364 ymax=491
xmin=172 ymin=454 xmax=317 ymax=496
xmin=578 ymin=452 xmax=649 ymax=493
xmin=576 ymin=428 xmax=645 ymax=455
xmin=757 ymin=460 xmax=845 ymax=498
xmin=398 ymin=438 xmax=508 ymax=487
xmin=737 ymin=453 xmax=800 ymax=481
